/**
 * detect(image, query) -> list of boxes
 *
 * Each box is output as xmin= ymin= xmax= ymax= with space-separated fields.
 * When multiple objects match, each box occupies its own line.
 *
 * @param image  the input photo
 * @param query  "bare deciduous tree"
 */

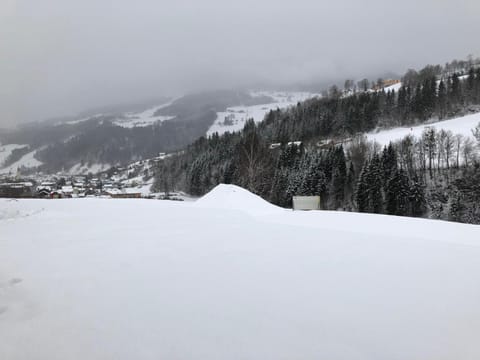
xmin=454 ymin=134 xmax=464 ymax=168
xmin=444 ymin=130 xmax=454 ymax=170
xmin=462 ymin=137 xmax=476 ymax=167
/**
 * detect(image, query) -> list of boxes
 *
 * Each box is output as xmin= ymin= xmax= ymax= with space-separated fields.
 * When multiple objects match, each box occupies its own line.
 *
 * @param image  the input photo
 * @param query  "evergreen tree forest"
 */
xmin=153 ymin=62 xmax=480 ymax=224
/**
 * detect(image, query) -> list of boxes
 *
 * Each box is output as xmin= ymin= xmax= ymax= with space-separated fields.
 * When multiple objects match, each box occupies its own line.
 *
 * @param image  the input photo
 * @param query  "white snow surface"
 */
xmin=195 ymin=184 xmax=283 ymax=215
xmin=68 ymin=162 xmax=111 ymax=175
xmin=207 ymin=91 xmax=320 ymax=136
xmin=59 ymin=100 xmax=176 ymax=128
xmin=0 ymin=149 xmax=42 ymax=174
xmin=113 ymin=102 xmax=175 ymax=128
xmin=382 ymin=82 xmax=402 ymax=92
xmin=1 ymin=184 xmax=480 ymax=360
xmin=112 ymin=100 xmax=176 ymax=128
xmin=62 ymin=113 xmax=104 ymax=125
xmin=0 ymin=144 xmax=27 ymax=167
xmin=367 ymin=111 xmax=480 ymax=146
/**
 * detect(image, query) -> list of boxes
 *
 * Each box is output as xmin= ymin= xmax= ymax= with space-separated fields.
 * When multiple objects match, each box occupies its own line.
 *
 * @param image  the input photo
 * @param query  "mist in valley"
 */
xmin=2 ymin=0 xmax=479 ymax=127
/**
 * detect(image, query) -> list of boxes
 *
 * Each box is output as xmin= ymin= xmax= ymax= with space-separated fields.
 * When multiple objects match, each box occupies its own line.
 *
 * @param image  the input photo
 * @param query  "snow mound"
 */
xmin=195 ymin=184 xmax=283 ymax=215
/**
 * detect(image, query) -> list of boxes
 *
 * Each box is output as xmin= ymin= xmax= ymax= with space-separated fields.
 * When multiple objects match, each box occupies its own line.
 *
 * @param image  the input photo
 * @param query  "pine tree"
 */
xmin=448 ymin=191 xmax=465 ymax=222
xmin=366 ymin=154 xmax=384 ymax=213
xmin=385 ymin=172 xmax=398 ymax=215
xmin=381 ymin=143 xmax=397 ymax=186
xmin=345 ymin=161 xmax=356 ymax=208
xmin=409 ymin=176 xmax=426 ymax=217
xmin=385 ymin=168 xmax=411 ymax=216
xmin=450 ymin=73 xmax=462 ymax=105
xmin=437 ymin=79 xmax=447 ymax=119
xmin=330 ymin=146 xmax=347 ymax=208
xmin=270 ymin=168 xmax=290 ymax=207
xmin=467 ymin=67 xmax=476 ymax=102
xmin=355 ymin=160 xmax=369 ymax=212
xmin=396 ymin=169 xmax=411 ymax=216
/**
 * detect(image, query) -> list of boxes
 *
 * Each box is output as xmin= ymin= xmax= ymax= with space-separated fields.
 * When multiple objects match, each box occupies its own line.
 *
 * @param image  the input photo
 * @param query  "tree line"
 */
xmin=153 ymin=60 xmax=480 ymax=223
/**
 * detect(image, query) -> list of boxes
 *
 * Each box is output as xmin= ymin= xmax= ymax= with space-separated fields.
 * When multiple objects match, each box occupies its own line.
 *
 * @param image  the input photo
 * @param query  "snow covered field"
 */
xmin=207 ymin=91 xmax=320 ymax=136
xmin=59 ymin=100 xmax=176 ymax=129
xmin=0 ymin=146 xmax=42 ymax=175
xmin=1 ymin=184 xmax=480 ymax=359
xmin=367 ymin=111 xmax=480 ymax=146
xmin=67 ymin=162 xmax=111 ymax=175
xmin=112 ymin=100 xmax=176 ymax=128
xmin=0 ymin=144 xmax=26 ymax=167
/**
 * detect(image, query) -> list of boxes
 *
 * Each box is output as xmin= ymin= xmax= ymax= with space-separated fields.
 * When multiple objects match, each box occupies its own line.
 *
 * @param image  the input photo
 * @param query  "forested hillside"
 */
xmin=153 ymin=60 xmax=480 ymax=224
xmin=0 ymin=90 xmax=274 ymax=173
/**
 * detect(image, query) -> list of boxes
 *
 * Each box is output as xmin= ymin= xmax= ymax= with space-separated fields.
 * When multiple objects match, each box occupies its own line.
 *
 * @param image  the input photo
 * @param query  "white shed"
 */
xmin=292 ymin=196 xmax=321 ymax=211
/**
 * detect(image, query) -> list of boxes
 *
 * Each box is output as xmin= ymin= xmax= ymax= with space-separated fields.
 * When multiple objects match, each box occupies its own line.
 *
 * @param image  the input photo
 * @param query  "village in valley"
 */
xmin=0 ymin=153 xmax=188 ymax=201
xmin=0 ymin=133 xmax=353 ymax=202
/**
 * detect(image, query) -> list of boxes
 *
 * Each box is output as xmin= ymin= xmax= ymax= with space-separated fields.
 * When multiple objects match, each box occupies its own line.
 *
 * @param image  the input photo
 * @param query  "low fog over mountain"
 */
xmin=2 ymin=0 xmax=479 ymax=127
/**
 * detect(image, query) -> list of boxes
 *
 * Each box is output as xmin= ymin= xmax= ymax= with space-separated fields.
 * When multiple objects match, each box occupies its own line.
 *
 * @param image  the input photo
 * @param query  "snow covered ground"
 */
xmin=62 ymin=113 xmax=104 ymax=126
xmin=58 ymin=100 xmax=176 ymax=128
xmin=367 ymin=111 xmax=480 ymax=146
xmin=1 ymin=184 xmax=479 ymax=359
xmin=0 ymin=148 xmax=42 ymax=175
xmin=0 ymin=144 xmax=27 ymax=167
xmin=207 ymin=91 xmax=320 ymax=136
xmin=67 ymin=162 xmax=111 ymax=175
xmin=112 ymin=100 xmax=176 ymax=128
xmin=382 ymin=82 xmax=403 ymax=92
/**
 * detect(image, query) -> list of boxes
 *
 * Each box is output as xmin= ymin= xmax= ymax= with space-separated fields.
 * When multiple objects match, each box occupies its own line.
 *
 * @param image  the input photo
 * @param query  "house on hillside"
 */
xmin=36 ymin=181 xmax=55 ymax=198
xmin=36 ymin=188 xmax=50 ymax=198
xmin=372 ymin=79 xmax=401 ymax=91
xmin=61 ymin=186 xmax=74 ymax=197
xmin=269 ymin=141 xmax=303 ymax=150
xmin=317 ymin=138 xmax=352 ymax=149
xmin=50 ymin=191 xmax=63 ymax=199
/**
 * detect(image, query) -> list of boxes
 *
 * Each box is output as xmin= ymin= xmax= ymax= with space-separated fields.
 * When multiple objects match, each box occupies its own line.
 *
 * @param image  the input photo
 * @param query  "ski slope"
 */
xmin=207 ymin=91 xmax=320 ymax=136
xmin=0 ymin=144 xmax=26 ymax=168
xmin=367 ymin=111 xmax=480 ymax=146
xmin=59 ymin=100 xmax=176 ymax=128
xmin=66 ymin=162 xmax=111 ymax=175
xmin=112 ymin=100 xmax=176 ymax=128
xmin=0 ymin=149 xmax=42 ymax=174
xmin=1 ymin=184 xmax=479 ymax=359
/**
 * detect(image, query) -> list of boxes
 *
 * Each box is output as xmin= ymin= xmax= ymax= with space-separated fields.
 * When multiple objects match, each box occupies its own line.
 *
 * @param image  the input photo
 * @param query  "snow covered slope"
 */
xmin=0 ymin=148 xmax=42 ymax=174
xmin=195 ymin=184 xmax=283 ymax=215
xmin=66 ymin=162 xmax=110 ymax=175
xmin=0 ymin=144 xmax=26 ymax=167
xmin=367 ymin=111 xmax=480 ymax=146
xmin=1 ymin=185 xmax=479 ymax=359
xmin=207 ymin=91 xmax=320 ymax=136
xmin=112 ymin=100 xmax=176 ymax=128
xmin=60 ymin=100 xmax=176 ymax=128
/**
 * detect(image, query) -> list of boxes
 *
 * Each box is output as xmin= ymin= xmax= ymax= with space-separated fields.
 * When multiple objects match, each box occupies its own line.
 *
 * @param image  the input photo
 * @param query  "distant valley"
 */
xmin=0 ymin=89 xmax=318 ymax=175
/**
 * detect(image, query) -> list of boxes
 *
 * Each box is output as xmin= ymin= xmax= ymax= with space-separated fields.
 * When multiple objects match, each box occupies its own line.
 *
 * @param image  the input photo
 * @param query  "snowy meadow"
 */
xmin=1 ymin=185 xmax=480 ymax=359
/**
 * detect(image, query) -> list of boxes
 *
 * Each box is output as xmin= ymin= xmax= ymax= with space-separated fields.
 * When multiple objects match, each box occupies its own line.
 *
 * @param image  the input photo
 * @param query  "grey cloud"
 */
xmin=1 ymin=0 xmax=479 ymax=126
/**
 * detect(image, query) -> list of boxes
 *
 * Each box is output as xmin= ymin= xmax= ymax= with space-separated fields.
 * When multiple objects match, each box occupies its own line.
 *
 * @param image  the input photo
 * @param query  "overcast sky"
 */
xmin=1 ymin=0 xmax=479 ymax=127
